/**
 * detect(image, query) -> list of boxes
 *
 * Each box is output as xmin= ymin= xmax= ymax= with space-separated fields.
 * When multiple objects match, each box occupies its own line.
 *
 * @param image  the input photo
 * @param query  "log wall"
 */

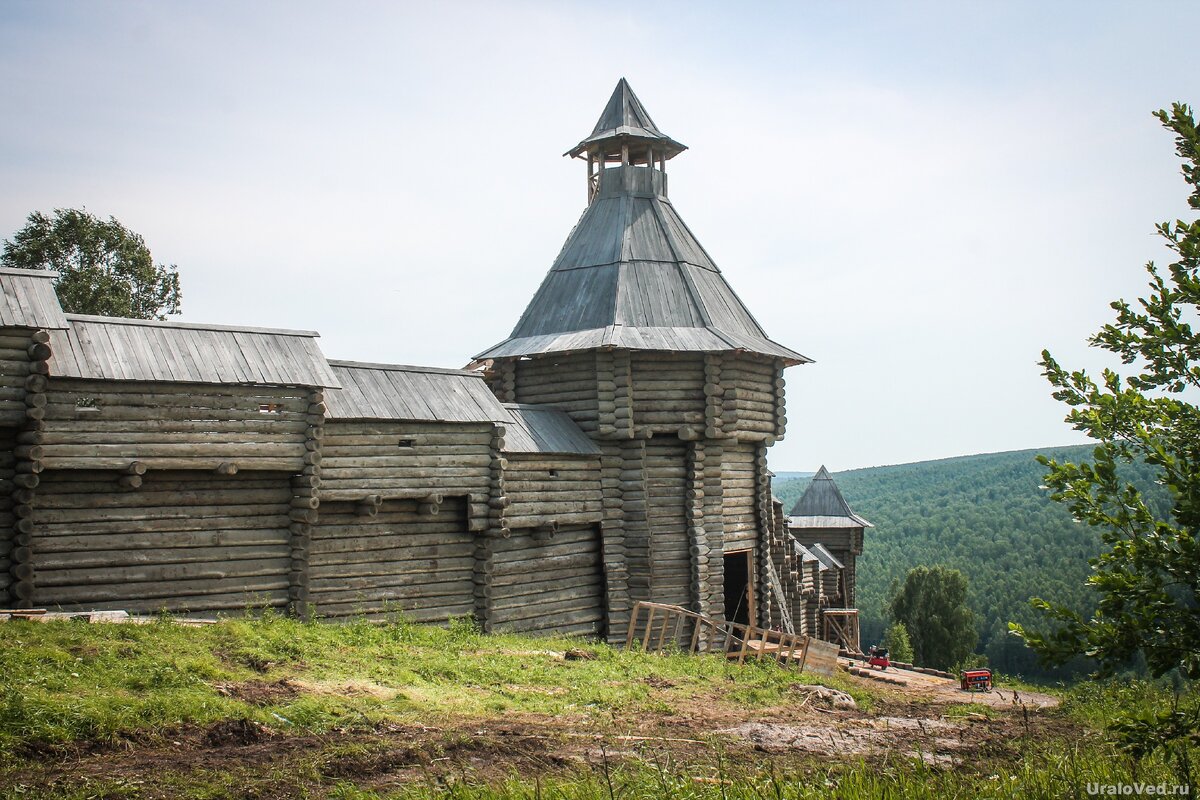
xmin=501 ymin=454 xmax=602 ymax=530
xmin=512 ymin=355 xmax=599 ymax=434
xmin=645 ymin=439 xmax=690 ymax=608
xmin=40 ymin=380 xmax=316 ymax=472
xmin=308 ymin=497 xmax=476 ymax=622
xmin=0 ymin=427 xmax=14 ymax=604
xmin=320 ymin=421 xmax=493 ymax=528
xmin=721 ymin=443 xmax=758 ymax=549
xmin=0 ymin=328 xmax=37 ymax=427
xmin=485 ymin=524 xmax=605 ymax=637
xmin=630 ymin=353 xmax=705 ymax=433
xmin=30 ymin=469 xmax=294 ymax=614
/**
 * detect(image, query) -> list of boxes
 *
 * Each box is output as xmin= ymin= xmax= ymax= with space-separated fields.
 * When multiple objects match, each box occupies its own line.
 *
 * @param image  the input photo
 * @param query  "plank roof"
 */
xmin=787 ymin=466 xmax=873 ymax=528
xmin=501 ymin=403 xmax=601 ymax=455
xmin=791 ymin=540 xmax=823 ymax=567
xmin=0 ymin=267 xmax=68 ymax=330
xmin=808 ymin=542 xmax=845 ymax=571
xmin=325 ymin=361 xmax=511 ymax=423
xmin=477 ymin=84 xmax=809 ymax=365
xmin=47 ymin=315 xmax=339 ymax=387
xmin=567 ymin=78 xmax=687 ymax=159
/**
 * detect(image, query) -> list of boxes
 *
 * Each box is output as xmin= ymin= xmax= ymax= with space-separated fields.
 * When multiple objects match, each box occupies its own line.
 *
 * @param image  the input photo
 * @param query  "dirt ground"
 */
xmin=841 ymin=660 xmax=1061 ymax=709
xmin=5 ymin=668 xmax=1077 ymax=797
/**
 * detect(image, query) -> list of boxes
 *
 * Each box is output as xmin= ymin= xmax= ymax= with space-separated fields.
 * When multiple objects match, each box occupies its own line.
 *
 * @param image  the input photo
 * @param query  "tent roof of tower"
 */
xmin=787 ymin=466 xmax=873 ymax=528
xmin=475 ymin=82 xmax=810 ymax=365
xmin=566 ymin=78 xmax=687 ymax=159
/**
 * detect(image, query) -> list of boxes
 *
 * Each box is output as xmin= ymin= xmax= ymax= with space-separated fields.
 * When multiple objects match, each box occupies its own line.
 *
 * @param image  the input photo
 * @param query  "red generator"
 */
xmin=960 ymin=669 xmax=993 ymax=691
xmin=867 ymin=646 xmax=890 ymax=671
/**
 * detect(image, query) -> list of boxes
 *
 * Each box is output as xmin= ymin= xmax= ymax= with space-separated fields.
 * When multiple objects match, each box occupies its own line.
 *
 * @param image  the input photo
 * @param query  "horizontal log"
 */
xmin=309 ymin=578 xmax=473 ymax=603
xmin=40 ymin=456 xmax=302 ymax=471
xmin=321 ymin=454 xmax=492 ymax=469
xmin=36 ymin=556 xmax=290 ymax=587
xmin=35 ymin=581 xmax=290 ymax=607
xmin=47 ymin=378 xmax=310 ymax=401
xmin=314 ymin=600 xmax=472 ymax=622
xmin=35 ymin=488 xmax=291 ymax=510
xmin=489 ymin=579 xmax=603 ymax=610
xmin=40 ymin=420 xmax=311 ymax=436
xmin=489 ymin=602 xmax=604 ymax=628
xmin=33 ymin=544 xmax=289 ymax=571
xmin=37 ymin=528 xmax=288 ymax=553
xmin=309 ymin=555 xmax=475 ymax=579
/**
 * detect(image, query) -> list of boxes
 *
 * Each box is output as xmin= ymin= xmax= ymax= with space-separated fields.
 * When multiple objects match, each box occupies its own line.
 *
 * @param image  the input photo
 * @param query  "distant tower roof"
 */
xmin=788 ymin=466 xmax=872 ymax=528
xmin=566 ymin=78 xmax=687 ymax=159
xmin=475 ymin=79 xmax=809 ymax=364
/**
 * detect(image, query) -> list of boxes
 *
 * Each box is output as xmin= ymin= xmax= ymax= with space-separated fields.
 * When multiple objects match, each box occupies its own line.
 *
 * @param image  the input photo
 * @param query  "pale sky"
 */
xmin=1 ymin=1 xmax=1195 ymax=471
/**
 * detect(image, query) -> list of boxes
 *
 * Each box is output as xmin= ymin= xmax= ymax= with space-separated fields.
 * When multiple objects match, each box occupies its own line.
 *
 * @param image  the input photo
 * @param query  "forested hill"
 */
xmin=773 ymin=445 xmax=1144 ymax=677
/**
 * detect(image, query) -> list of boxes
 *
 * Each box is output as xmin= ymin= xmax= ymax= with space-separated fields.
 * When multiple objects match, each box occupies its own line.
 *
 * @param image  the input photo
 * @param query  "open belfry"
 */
xmin=0 ymin=79 xmax=863 ymax=650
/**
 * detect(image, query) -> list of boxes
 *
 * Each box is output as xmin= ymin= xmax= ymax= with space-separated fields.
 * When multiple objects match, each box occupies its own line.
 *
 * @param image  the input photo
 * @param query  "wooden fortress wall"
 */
xmin=0 ymin=276 xmax=844 ymax=639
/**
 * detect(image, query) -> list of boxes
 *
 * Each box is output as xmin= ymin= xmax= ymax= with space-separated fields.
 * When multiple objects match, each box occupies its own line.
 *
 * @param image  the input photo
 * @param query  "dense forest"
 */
xmin=773 ymin=445 xmax=1167 ymax=678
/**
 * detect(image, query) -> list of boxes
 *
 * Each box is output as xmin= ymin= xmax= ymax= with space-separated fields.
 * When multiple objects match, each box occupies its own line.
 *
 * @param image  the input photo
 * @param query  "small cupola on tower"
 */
xmin=476 ymin=78 xmax=809 ymax=365
xmin=567 ymin=77 xmax=688 ymax=203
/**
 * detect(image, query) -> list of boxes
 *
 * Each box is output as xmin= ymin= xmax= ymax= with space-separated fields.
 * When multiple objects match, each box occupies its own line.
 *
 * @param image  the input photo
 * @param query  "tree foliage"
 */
xmin=889 ymin=565 xmax=977 ymax=670
xmin=1015 ymin=104 xmax=1200 ymax=682
xmin=882 ymin=621 xmax=914 ymax=663
xmin=2 ymin=208 xmax=182 ymax=320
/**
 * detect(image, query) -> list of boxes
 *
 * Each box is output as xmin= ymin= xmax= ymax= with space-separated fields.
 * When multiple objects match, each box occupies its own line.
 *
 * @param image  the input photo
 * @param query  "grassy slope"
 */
xmin=1 ymin=616 xmax=1195 ymax=799
xmin=0 ymin=612 xmax=860 ymax=752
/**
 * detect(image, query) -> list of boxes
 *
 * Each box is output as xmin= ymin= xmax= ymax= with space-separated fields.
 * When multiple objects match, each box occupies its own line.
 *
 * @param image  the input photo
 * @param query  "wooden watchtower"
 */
xmin=476 ymin=79 xmax=811 ymax=642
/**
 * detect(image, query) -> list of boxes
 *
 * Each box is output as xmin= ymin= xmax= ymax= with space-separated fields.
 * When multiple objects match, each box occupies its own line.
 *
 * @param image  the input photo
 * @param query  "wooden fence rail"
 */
xmin=625 ymin=601 xmax=811 ymax=669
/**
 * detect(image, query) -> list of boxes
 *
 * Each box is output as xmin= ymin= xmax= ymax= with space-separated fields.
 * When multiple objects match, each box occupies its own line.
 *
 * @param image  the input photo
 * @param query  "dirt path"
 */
xmin=843 ymin=661 xmax=1061 ymax=709
xmin=5 ymin=670 xmax=1075 ymax=797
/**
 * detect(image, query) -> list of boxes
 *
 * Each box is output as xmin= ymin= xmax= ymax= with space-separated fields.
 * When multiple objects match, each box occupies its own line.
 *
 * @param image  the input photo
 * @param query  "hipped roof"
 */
xmin=788 ymin=466 xmax=873 ymax=528
xmin=476 ymin=81 xmax=809 ymax=365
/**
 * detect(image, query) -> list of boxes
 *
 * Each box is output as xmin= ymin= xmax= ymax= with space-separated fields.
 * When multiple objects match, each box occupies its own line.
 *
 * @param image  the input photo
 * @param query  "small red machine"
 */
xmin=867 ymin=645 xmax=890 ymax=671
xmin=960 ymin=668 xmax=993 ymax=691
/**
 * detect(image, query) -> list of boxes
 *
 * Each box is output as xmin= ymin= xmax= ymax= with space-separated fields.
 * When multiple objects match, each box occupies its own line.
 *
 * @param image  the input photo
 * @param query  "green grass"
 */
xmin=0 ymin=612 xmax=866 ymax=754
xmin=2 ymin=614 xmax=1195 ymax=800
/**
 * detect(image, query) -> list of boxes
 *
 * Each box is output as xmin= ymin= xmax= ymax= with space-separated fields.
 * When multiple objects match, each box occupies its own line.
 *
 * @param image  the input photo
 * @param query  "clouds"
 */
xmin=0 ymin=1 xmax=1192 ymax=469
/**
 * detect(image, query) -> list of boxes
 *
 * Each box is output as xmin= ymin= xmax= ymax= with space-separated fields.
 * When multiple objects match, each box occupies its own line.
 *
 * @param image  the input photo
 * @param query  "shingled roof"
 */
xmin=475 ymin=80 xmax=809 ymax=365
xmin=788 ymin=466 xmax=873 ymax=528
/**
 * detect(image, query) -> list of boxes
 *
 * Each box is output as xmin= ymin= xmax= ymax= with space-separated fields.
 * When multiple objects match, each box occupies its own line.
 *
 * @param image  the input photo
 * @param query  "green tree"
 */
xmin=2 ymin=208 xmax=182 ymax=319
xmin=882 ymin=621 xmax=914 ymax=663
xmin=889 ymin=565 xmax=976 ymax=670
xmin=1015 ymin=103 xmax=1200 ymax=787
xmin=1015 ymin=105 xmax=1200 ymax=680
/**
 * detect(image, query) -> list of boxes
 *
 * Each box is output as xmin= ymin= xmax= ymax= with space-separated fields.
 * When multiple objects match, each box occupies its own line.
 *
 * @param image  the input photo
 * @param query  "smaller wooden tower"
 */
xmin=787 ymin=466 xmax=871 ymax=650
